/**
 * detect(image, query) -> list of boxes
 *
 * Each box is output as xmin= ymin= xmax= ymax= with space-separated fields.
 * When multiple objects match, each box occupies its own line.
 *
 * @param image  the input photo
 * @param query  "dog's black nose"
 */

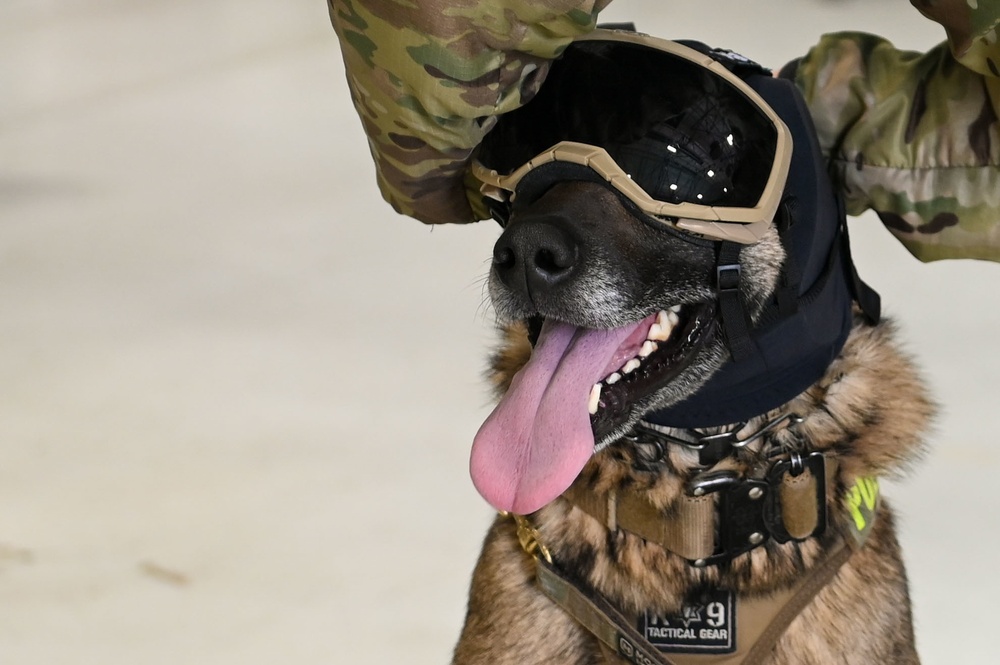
xmin=493 ymin=220 xmax=579 ymax=297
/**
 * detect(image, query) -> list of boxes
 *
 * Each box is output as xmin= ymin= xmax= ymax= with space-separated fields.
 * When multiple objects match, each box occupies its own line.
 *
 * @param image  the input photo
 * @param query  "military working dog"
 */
xmin=454 ymin=32 xmax=934 ymax=665
xmin=452 ymin=33 xmax=934 ymax=665
xmin=455 ymin=174 xmax=932 ymax=665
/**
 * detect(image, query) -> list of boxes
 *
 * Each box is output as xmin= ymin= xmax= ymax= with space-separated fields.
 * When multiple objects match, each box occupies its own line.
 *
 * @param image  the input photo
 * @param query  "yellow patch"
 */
xmin=844 ymin=476 xmax=880 ymax=535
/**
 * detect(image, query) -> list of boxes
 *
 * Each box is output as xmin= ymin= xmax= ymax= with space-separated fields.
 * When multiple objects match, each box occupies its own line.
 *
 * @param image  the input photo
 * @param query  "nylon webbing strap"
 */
xmin=716 ymin=242 xmax=754 ymax=362
xmin=779 ymin=470 xmax=819 ymax=539
xmin=774 ymin=197 xmax=801 ymax=317
xmin=535 ymin=557 xmax=681 ymax=665
xmin=535 ymin=538 xmax=853 ymax=665
xmin=737 ymin=539 xmax=852 ymax=665
xmin=621 ymin=491 xmax=716 ymax=561
xmin=563 ymin=484 xmax=716 ymax=561
xmin=838 ymin=215 xmax=881 ymax=324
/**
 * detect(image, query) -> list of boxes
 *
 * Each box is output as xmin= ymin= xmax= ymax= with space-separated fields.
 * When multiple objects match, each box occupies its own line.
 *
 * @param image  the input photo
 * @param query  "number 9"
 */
xmin=706 ymin=602 xmax=725 ymax=627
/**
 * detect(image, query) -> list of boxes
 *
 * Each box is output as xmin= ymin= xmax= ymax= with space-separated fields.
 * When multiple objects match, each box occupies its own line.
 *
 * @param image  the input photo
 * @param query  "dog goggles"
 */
xmin=471 ymin=30 xmax=792 ymax=244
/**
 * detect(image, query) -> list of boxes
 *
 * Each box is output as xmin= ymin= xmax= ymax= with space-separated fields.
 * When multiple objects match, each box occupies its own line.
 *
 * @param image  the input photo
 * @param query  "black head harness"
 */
xmin=478 ymin=34 xmax=880 ymax=430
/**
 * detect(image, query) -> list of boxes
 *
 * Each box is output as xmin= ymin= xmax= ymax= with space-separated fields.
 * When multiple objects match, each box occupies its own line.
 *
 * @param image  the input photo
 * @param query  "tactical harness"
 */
xmin=507 ymin=412 xmax=881 ymax=665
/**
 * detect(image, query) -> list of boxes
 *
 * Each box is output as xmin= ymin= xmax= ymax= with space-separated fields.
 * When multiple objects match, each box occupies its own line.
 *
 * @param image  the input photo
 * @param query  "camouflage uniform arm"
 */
xmin=329 ymin=0 xmax=611 ymax=224
xmin=793 ymin=1 xmax=1000 ymax=262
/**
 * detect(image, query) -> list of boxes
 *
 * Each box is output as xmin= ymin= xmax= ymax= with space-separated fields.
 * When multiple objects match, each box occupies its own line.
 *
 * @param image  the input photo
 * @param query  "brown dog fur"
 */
xmin=451 ymin=174 xmax=934 ymax=663
xmin=454 ymin=317 xmax=932 ymax=664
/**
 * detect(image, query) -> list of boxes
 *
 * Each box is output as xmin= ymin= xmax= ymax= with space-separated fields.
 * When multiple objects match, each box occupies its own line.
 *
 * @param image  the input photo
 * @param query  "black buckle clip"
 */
xmin=716 ymin=263 xmax=741 ymax=292
xmin=482 ymin=196 xmax=511 ymax=228
xmin=685 ymin=470 xmax=770 ymax=567
xmin=684 ymin=451 xmax=827 ymax=567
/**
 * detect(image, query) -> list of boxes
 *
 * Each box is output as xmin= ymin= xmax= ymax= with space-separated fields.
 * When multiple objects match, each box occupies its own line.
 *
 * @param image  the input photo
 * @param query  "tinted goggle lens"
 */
xmin=474 ymin=35 xmax=790 ymax=243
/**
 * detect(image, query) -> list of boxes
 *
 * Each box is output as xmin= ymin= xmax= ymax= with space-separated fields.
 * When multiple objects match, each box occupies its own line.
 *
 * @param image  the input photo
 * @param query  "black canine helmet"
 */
xmin=474 ymin=28 xmax=880 ymax=428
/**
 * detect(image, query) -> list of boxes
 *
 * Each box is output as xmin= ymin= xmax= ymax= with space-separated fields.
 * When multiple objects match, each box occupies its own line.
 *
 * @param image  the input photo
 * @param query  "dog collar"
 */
xmin=594 ymin=412 xmax=879 ymax=564
xmin=564 ymin=446 xmax=837 ymax=566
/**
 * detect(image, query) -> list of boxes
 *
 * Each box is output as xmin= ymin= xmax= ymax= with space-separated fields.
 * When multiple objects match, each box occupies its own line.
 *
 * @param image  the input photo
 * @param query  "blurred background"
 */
xmin=1 ymin=0 xmax=997 ymax=662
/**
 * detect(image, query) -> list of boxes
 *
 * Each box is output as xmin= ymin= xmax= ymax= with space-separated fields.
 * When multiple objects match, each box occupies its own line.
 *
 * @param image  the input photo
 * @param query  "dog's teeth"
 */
xmin=606 ymin=372 xmax=622 ymax=385
xmin=651 ymin=311 xmax=674 ymax=341
xmin=639 ymin=341 xmax=657 ymax=358
xmin=667 ymin=309 xmax=680 ymax=326
xmin=588 ymin=383 xmax=602 ymax=415
xmin=623 ymin=358 xmax=641 ymax=374
xmin=669 ymin=305 xmax=682 ymax=314
xmin=648 ymin=322 xmax=670 ymax=341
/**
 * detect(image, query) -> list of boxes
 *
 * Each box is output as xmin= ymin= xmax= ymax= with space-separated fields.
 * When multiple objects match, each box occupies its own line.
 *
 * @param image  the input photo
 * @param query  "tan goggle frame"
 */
xmin=471 ymin=31 xmax=793 ymax=245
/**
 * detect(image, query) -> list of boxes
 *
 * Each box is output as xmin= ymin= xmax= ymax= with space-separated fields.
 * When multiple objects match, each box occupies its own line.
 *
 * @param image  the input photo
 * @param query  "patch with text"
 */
xmin=616 ymin=633 xmax=663 ymax=665
xmin=637 ymin=590 xmax=736 ymax=654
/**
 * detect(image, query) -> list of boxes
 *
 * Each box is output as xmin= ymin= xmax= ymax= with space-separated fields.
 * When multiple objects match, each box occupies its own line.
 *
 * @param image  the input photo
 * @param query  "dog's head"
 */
xmin=471 ymin=180 xmax=785 ymax=513
xmin=490 ymin=181 xmax=786 ymax=436
xmin=468 ymin=31 xmax=872 ymax=514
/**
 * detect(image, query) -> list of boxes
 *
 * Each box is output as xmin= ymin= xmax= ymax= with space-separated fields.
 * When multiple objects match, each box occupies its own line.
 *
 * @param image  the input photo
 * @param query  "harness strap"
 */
xmin=535 ymin=537 xmax=852 ymax=665
xmin=838 ymin=212 xmax=881 ymax=324
xmin=736 ymin=539 xmax=851 ymax=665
xmin=773 ymin=196 xmax=801 ymax=318
xmin=564 ymin=484 xmax=716 ymax=561
xmin=535 ymin=557 xmax=672 ymax=664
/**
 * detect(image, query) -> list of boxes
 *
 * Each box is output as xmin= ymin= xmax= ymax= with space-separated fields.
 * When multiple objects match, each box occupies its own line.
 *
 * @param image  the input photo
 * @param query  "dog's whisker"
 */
xmin=471 ymin=271 xmax=496 ymax=323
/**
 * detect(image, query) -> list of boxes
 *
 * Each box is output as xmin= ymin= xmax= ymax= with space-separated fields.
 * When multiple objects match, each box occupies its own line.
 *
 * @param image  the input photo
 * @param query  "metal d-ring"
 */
xmin=732 ymin=412 xmax=804 ymax=449
xmin=623 ymin=430 xmax=668 ymax=467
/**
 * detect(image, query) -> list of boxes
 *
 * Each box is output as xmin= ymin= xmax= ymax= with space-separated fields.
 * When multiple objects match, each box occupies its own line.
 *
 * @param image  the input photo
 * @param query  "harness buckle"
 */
xmin=684 ymin=451 xmax=828 ymax=567
xmin=716 ymin=263 xmax=741 ymax=292
xmin=685 ymin=471 xmax=770 ymax=567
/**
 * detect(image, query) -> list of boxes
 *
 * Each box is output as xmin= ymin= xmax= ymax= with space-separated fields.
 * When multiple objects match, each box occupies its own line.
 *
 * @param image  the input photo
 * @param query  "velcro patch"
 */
xmin=708 ymin=48 xmax=772 ymax=76
xmin=637 ymin=590 xmax=736 ymax=654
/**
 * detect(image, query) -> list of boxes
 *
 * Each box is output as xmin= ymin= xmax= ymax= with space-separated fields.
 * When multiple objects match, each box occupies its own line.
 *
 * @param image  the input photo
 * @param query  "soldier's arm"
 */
xmin=329 ymin=0 xmax=1000 ymax=262
xmin=328 ymin=0 xmax=611 ymax=224
xmin=790 ymin=0 xmax=1000 ymax=262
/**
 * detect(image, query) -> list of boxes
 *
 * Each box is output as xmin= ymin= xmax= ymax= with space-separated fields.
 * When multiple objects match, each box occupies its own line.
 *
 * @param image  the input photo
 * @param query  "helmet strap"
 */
xmin=716 ymin=241 xmax=755 ymax=362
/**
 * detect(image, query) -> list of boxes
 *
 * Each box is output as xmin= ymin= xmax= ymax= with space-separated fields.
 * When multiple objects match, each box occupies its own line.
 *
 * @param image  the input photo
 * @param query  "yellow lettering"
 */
xmin=845 ymin=486 xmax=866 ymax=531
xmin=858 ymin=477 xmax=879 ymax=511
xmin=844 ymin=477 xmax=879 ymax=532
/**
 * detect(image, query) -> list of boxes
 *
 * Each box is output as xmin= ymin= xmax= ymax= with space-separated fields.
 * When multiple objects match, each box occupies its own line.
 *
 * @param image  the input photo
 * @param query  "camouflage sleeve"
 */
xmin=793 ymin=1 xmax=1000 ymax=262
xmin=328 ymin=0 xmax=611 ymax=224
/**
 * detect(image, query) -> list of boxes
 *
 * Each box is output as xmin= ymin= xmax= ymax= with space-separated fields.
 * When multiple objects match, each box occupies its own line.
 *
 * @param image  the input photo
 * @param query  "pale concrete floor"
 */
xmin=1 ymin=1 xmax=997 ymax=663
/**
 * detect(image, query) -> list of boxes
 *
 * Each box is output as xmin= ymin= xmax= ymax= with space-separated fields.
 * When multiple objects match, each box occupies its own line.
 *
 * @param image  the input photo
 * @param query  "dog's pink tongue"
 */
xmin=470 ymin=319 xmax=640 ymax=514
